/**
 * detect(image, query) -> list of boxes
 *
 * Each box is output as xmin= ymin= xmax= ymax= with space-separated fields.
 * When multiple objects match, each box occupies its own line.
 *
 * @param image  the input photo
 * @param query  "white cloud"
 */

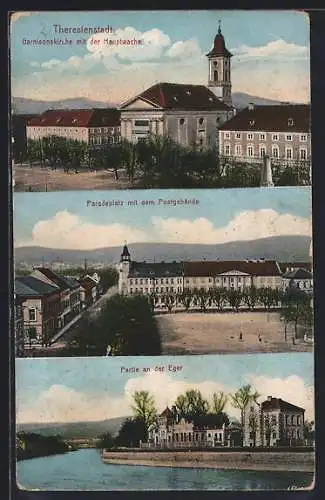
xmin=30 ymin=61 xmax=40 ymax=68
xmin=17 ymin=384 xmax=129 ymax=424
xmin=17 ymin=372 xmax=313 ymax=425
xmin=166 ymin=39 xmax=203 ymax=59
xmin=41 ymin=58 xmax=61 ymax=70
xmin=151 ymin=209 xmax=312 ymax=244
xmin=248 ymin=374 xmax=314 ymax=421
xmin=232 ymin=39 xmax=309 ymax=61
xmin=17 ymin=209 xmax=311 ymax=250
xmin=86 ymin=27 xmax=171 ymax=62
xmin=28 ymin=210 xmax=148 ymax=250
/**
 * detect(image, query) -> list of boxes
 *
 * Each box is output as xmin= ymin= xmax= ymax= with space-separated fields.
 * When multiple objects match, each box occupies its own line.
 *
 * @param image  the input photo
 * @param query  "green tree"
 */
xmin=97 ymin=432 xmax=115 ymax=450
xmin=263 ymin=414 xmax=276 ymax=447
xmin=178 ymin=289 xmax=193 ymax=311
xmin=209 ymin=287 xmax=228 ymax=311
xmin=174 ymin=389 xmax=209 ymax=420
xmin=115 ymin=417 xmax=147 ymax=447
xmin=131 ymin=391 xmax=157 ymax=433
xmin=212 ymin=391 xmax=228 ymax=414
xmin=161 ymin=292 xmax=177 ymax=312
xmin=98 ymin=267 xmax=119 ymax=292
xmin=195 ymin=289 xmax=210 ymax=311
xmin=227 ymin=289 xmax=242 ymax=312
xmin=242 ymin=285 xmax=259 ymax=310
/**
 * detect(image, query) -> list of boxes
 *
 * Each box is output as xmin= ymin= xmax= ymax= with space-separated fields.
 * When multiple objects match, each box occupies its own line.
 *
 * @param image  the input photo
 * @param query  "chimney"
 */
xmin=248 ymin=102 xmax=255 ymax=111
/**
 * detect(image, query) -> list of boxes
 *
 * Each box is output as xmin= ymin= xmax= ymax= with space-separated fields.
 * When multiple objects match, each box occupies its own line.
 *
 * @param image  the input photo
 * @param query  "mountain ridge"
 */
xmin=15 ymin=236 xmax=311 ymax=267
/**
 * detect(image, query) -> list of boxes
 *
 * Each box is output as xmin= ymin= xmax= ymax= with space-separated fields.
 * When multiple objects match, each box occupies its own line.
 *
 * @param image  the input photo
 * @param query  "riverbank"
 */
xmin=101 ymin=450 xmax=315 ymax=473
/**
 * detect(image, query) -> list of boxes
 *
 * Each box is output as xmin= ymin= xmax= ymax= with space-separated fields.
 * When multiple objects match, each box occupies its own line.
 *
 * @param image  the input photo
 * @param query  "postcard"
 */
xmin=10 ymin=8 xmax=315 ymax=494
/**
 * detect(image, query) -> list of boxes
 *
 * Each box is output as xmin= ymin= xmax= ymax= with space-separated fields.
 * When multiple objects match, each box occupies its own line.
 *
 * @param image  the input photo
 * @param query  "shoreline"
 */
xmin=101 ymin=450 xmax=315 ymax=473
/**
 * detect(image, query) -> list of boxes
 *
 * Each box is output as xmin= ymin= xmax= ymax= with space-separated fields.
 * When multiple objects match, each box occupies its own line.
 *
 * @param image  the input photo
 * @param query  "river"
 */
xmin=17 ymin=448 xmax=313 ymax=491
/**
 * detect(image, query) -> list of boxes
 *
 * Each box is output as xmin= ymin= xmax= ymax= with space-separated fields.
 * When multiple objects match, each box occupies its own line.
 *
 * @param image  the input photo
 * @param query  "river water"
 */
xmin=17 ymin=448 xmax=313 ymax=491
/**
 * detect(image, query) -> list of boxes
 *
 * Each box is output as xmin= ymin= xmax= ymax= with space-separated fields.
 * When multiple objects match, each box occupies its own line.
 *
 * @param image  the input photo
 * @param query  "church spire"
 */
xmin=218 ymin=19 xmax=222 ymax=35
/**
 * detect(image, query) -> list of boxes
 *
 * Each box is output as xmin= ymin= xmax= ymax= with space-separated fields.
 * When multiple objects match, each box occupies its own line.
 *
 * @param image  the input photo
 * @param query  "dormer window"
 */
xmin=56 ymin=118 xmax=62 ymax=124
xmin=72 ymin=118 xmax=78 ymax=124
xmin=173 ymin=96 xmax=178 ymax=102
xmin=288 ymin=118 xmax=294 ymax=127
xmin=209 ymin=97 xmax=214 ymax=102
xmin=186 ymin=90 xmax=191 ymax=96
xmin=249 ymin=120 xmax=255 ymax=126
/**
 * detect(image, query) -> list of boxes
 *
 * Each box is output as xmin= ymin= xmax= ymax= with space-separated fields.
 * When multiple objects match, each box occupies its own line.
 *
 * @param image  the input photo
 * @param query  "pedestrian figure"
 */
xmin=258 ymin=333 xmax=262 ymax=343
xmin=239 ymin=331 xmax=243 ymax=341
xmin=292 ymin=336 xmax=295 ymax=345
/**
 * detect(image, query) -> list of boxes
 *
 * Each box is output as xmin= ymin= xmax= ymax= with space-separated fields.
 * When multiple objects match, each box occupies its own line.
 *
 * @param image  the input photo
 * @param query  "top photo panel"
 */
xmin=10 ymin=10 xmax=311 ymax=192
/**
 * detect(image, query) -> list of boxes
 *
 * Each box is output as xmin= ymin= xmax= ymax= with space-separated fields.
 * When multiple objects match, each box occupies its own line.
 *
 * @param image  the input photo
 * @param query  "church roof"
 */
xmin=206 ymin=26 xmax=232 ymax=58
xmin=121 ymin=82 xmax=230 ymax=111
xmin=121 ymin=244 xmax=130 ymax=258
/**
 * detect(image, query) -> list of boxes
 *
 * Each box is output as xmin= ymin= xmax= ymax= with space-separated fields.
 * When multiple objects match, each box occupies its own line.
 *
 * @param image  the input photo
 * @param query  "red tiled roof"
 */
xmin=27 ymin=108 xmax=120 ymax=128
xmin=262 ymin=397 xmax=305 ymax=413
xmin=184 ymin=260 xmax=281 ymax=277
xmin=160 ymin=407 xmax=174 ymax=418
xmin=79 ymin=276 xmax=98 ymax=291
xmin=122 ymin=82 xmax=230 ymax=111
xmin=219 ymin=104 xmax=310 ymax=133
xmin=206 ymin=28 xmax=232 ymax=58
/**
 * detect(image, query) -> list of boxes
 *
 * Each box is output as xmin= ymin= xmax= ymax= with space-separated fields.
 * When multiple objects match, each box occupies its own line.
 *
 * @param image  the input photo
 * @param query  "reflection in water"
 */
xmin=17 ymin=449 xmax=313 ymax=491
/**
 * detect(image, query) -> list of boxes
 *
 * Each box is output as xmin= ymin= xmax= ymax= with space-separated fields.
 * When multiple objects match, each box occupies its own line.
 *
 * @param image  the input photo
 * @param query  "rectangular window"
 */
xmin=300 ymin=148 xmax=307 ymax=160
xmin=300 ymin=134 xmax=307 ymax=142
xmin=225 ymin=144 xmax=230 ymax=155
xmin=286 ymin=134 xmax=292 ymax=141
xmin=225 ymin=132 xmax=230 ymax=139
xmin=235 ymin=133 xmax=241 ymax=139
xmin=285 ymin=147 xmax=293 ymax=159
xmin=28 ymin=308 xmax=36 ymax=321
xmin=260 ymin=146 xmax=266 ymax=157
xmin=247 ymin=133 xmax=253 ymax=140
xmin=247 ymin=145 xmax=254 ymax=157
xmin=134 ymin=120 xmax=149 ymax=126
xmin=235 ymin=144 xmax=242 ymax=156
xmin=272 ymin=146 xmax=279 ymax=158
xmin=260 ymin=133 xmax=266 ymax=140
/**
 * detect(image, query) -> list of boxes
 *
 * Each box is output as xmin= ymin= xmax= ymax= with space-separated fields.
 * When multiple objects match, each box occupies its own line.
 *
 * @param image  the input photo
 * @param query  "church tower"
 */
xmin=206 ymin=21 xmax=233 ymax=107
xmin=118 ymin=243 xmax=131 ymax=294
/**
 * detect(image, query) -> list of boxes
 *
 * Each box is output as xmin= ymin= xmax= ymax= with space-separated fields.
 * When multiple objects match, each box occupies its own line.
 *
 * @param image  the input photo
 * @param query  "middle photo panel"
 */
xmin=14 ymin=186 xmax=312 ymax=358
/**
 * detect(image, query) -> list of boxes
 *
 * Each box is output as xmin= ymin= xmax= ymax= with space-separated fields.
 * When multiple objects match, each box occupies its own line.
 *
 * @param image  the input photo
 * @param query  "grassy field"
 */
xmin=156 ymin=311 xmax=312 ymax=355
xmin=13 ymin=165 xmax=136 ymax=191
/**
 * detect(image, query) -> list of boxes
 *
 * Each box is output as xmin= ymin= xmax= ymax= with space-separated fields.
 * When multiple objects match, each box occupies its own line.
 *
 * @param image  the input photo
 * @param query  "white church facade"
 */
xmin=119 ymin=23 xmax=234 ymax=149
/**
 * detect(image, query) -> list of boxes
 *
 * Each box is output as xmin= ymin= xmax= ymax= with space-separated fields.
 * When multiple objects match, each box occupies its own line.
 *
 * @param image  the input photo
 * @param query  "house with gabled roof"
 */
xmin=26 ymin=108 xmax=120 ymax=147
xmin=243 ymin=396 xmax=305 ymax=447
xmin=15 ymin=275 xmax=61 ymax=347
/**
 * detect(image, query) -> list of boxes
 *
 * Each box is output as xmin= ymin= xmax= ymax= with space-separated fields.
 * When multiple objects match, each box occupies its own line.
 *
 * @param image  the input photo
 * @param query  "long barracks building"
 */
xmin=117 ymin=244 xmax=312 ymax=306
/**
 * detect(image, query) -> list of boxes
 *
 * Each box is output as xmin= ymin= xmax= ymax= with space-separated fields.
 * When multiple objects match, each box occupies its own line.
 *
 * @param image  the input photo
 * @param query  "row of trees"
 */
xmin=19 ymin=135 xmax=310 ymax=188
xmin=149 ymin=286 xmax=313 ymax=339
xmin=67 ymin=294 xmax=162 ymax=356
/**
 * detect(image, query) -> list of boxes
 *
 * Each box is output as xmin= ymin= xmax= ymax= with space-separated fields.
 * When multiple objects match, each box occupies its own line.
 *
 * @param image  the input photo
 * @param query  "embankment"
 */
xmin=101 ymin=449 xmax=315 ymax=472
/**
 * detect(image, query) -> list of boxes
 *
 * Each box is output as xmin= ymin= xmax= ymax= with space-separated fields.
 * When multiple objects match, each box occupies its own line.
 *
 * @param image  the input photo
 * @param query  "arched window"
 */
xmin=214 ymin=70 xmax=218 ymax=81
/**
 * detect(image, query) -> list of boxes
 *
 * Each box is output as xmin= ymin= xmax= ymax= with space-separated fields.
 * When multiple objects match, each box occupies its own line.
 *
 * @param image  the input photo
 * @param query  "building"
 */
xmin=218 ymin=103 xmax=311 ymax=164
xmin=243 ymin=396 xmax=305 ymax=447
xmin=282 ymin=268 xmax=313 ymax=294
xmin=183 ymin=260 xmax=282 ymax=292
xmin=14 ymin=293 xmax=25 ymax=357
xmin=145 ymin=407 xmax=230 ymax=449
xmin=26 ymin=108 xmax=121 ymax=147
xmin=119 ymin=25 xmax=234 ymax=149
xmin=79 ymin=276 xmax=99 ymax=308
xmin=206 ymin=21 xmax=233 ymax=107
xmin=11 ymin=113 xmax=38 ymax=160
xmin=15 ymin=276 xmax=61 ymax=347
xmin=31 ymin=268 xmax=81 ymax=328
xmin=117 ymin=244 xmax=283 ymax=307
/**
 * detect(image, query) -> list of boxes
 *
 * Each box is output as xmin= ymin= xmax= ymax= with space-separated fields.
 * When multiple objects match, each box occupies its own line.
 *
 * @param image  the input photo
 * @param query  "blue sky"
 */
xmin=13 ymin=187 xmax=312 ymax=250
xmin=16 ymin=353 xmax=314 ymax=423
xmin=11 ymin=10 xmax=310 ymax=103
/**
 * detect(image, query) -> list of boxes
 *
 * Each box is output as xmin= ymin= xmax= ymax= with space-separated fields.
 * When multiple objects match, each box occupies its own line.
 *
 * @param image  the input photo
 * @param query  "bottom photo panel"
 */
xmin=16 ymin=353 xmax=315 ymax=492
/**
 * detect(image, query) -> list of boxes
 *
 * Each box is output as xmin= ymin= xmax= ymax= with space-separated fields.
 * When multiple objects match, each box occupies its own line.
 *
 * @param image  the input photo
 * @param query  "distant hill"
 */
xmin=12 ymin=92 xmax=307 ymax=114
xmin=12 ymin=97 xmax=118 ymax=114
xmin=17 ymin=417 xmax=127 ymax=439
xmin=15 ymin=236 xmax=311 ymax=268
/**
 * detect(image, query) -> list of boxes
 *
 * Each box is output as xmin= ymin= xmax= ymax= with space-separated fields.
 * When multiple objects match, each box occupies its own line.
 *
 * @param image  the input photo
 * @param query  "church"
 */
xmin=119 ymin=23 xmax=234 ymax=149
